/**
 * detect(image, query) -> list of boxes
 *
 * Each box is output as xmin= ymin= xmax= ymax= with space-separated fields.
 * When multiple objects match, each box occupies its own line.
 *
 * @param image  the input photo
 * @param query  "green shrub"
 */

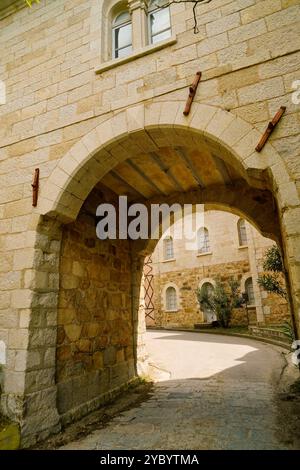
xmin=196 ymin=277 xmax=244 ymax=328
xmin=257 ymin=246 xmax=287 ymax=299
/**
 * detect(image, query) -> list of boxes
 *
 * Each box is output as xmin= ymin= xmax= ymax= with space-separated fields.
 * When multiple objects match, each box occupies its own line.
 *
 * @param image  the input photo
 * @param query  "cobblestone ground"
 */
xmin=61 ymin=331 xmax=296 ymax=450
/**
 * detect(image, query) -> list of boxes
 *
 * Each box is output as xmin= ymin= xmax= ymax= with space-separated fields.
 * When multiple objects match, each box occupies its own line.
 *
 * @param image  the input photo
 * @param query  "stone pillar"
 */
xmin=280 ymin=207 xmax=300 ymax=340
xmin=1 ymin=216 xmax=62 ymax=447
xmin=247 ymin=224 xmax=265 ymax=324
xmin=0 ymin=214 xmax=40 ymax=426
xmin=130 ymin=252 xmax=149 ymax=376
xmin=128 ymin=0 xmax=149 ymax=50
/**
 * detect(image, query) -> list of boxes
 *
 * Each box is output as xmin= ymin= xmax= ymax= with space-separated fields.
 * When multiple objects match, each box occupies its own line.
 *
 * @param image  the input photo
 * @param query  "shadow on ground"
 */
xmin=34 ymin=331 xmax=300 ymax=450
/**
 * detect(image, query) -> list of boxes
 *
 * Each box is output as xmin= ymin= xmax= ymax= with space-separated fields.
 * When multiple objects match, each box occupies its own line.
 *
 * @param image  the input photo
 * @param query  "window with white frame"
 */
xmin=112 ymin=11 xmax=132 ymax=59
xmin=166 ymin=286 xmax=177 ymax=311
xmin=163 ymin=236 xmax=174 ymax=260
xmin=107 ymin=1 xmax=173 ymax=63
xmin=148 ymin=0 xmax=171 ymax=44
xmin=245 ymin=277 xmax=255 ymax=305
xmin=197 ymin=227 xmax=210 ymax=254
xmin=238 ymin=219 xmax=248 ymax=246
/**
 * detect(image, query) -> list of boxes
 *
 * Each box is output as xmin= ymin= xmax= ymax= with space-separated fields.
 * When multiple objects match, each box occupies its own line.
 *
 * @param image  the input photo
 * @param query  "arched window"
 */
xmin=201 ymin=282 xmax=214 ymax=299
xmin=163 ymin=236 xmax=174 ymax=260
xmin=238 ymin=219 xmax=248 ymax=246
xmin=245 ymin=277 xmax=255 ymax=305
xmin=148 ymin=1 xmax=171 ymax=44
xmin=197 ymin=227 xmax=210 ymax=254
xmin=166 ymin=286 xmax=177 ymax=311
xmin=200 ymin=282 xmax=216 ymax=322
xmin=112 ymin=11 xmax=132 ymax=59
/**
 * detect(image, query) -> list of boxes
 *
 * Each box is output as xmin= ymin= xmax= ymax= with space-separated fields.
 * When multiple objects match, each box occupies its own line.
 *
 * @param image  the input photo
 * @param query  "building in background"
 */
xmin=145 ymin=210 xmax=289 ymax=329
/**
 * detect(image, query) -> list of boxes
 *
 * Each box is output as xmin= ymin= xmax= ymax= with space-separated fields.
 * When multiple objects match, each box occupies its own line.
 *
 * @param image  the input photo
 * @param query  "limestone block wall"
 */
xmin=0 ymin=0 xmax=299 ymax=174
xmin=0 ymin=0 xmax=299 ymax=445
xmin=230 ymin=307 xmax=257 ymax=326
xmin=57 ymin=210 xmax=135 ymax=423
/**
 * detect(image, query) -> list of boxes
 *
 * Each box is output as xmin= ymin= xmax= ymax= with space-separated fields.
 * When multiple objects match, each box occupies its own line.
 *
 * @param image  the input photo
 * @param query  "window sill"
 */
xmin=238 ymin=245 xmax=248 ymax=250
xmin=165 ymin=309 xmax=179 ymax=313
xmin=162 ymin=258 xmax=176 ymax=263
xmin=95 ymin=35 xmax=177 ymax=74
xmin=197 ymin=252 xmax=213 ymax=257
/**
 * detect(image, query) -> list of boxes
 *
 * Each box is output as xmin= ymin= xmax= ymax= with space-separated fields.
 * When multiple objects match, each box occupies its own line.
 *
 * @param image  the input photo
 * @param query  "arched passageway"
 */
xmin=4 ymin=101 xmax=300 ymax=446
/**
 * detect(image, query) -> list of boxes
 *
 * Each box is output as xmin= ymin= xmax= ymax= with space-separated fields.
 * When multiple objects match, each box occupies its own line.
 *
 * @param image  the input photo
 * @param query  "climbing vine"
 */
xmin=23 ymin=1 xmax=213 ymax=34
xmin=156 ymin=0 xmax=212 ymax=33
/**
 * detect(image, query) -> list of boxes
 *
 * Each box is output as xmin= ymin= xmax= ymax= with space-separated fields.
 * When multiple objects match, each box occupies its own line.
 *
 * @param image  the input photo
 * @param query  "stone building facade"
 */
xmin=149 ymin=210 xmax=289 ymax=329
xmin=0 ymin=0 xmax=299 ymax=447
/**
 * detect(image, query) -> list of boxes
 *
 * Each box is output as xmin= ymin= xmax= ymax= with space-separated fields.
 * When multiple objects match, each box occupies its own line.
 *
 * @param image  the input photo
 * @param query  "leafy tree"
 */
xmin=197 ymin=277 xmax=244 ymax=328
xmin=257 ymin=246 xmax=287 ymax=299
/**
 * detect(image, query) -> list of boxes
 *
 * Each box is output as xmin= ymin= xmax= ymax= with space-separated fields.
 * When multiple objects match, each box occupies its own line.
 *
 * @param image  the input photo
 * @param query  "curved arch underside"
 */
xmin=80 ymin=178 xmax=280 ymax=257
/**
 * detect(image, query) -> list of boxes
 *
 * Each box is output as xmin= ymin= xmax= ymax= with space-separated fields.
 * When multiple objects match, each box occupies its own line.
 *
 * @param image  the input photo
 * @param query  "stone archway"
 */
xmin=38 ymin=101 xmax=300 ymax=325
xmin=5 ymin=100 xmax=299 ymax=447
xmin=39 ymin=101 xmax=293 ymax=222
xmin=38 ymin=99 xmax=300 ymax=322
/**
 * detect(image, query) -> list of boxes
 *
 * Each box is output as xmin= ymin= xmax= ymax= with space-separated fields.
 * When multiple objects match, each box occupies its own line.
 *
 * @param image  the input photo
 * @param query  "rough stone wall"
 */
xmin=0 ymin=0 xmax=299 ymax=444
xmin=1 ymin=0 xmax=299 ymax=180
xmin=152 ymin=257 xmax=290 ymax=328
xmin=230 ymin=307 xmax=257 ymax=326
xmin=262 ymin=290 xmax=289 ymax=325
xmin=57 ymin=210 xmax=135 ymax=422
xmin=153 ymin=259 xmax=251 ymax=328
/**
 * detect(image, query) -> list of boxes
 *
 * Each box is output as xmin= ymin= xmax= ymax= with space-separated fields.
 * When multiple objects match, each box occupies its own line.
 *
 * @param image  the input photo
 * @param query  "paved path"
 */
xmin=61 ymin=330 xmax=294 ymax=450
